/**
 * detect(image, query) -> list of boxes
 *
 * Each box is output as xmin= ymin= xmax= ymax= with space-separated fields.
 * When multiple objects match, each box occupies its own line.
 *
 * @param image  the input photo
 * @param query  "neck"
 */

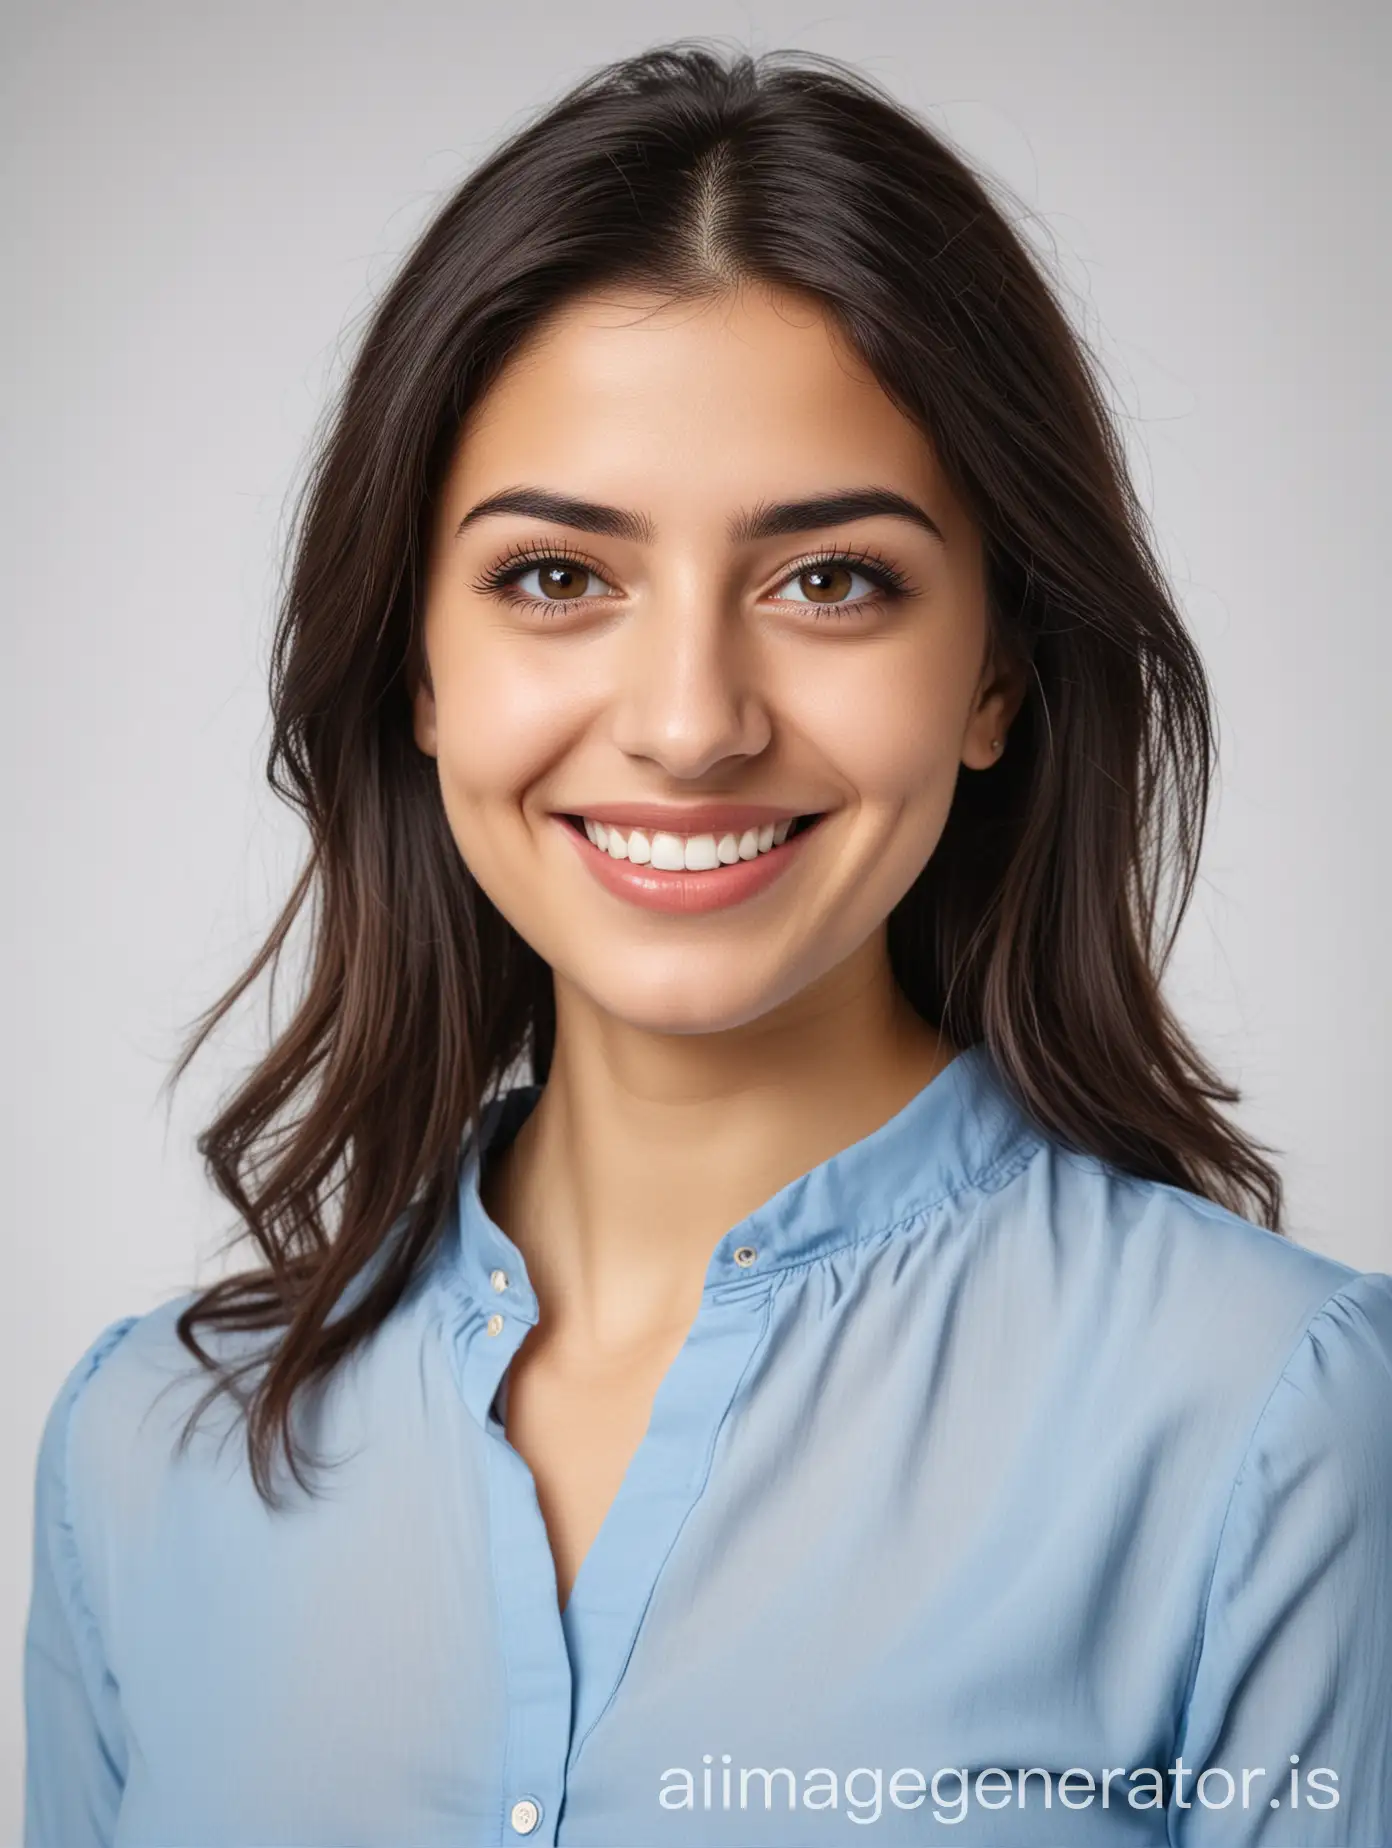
xmin=482 ymin=933 xmax=956 ymax=1358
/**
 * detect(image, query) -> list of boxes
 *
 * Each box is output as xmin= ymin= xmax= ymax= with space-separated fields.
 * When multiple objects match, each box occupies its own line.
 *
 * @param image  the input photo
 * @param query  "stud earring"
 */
xmin=990 ymin=738 xmax=1001 ymax=751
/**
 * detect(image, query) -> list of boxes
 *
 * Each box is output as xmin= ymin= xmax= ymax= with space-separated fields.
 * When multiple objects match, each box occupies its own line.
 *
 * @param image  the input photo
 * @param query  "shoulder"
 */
xmin=49 ymin=1290 xmax=237 ymax=1443
xmin=39 ymin=1296 xmax=198 ymax=1469
xmin=28 ymin=1297 xmax=209 ymax=1655
xmin=1040 ymin=1136 xmax=1375 ymax=1344
xmin=40 ymin=1263 xmax=444 ymax=1527
xmin=984 ymin=1136 xmax=1392 ymax=1459
xmin=34 ymin=1292 xmax=268 ymax=1576
xmin=32 ymin=1309 xmax=153 ymax=1559
xmin=40 ymin=1289 xmax=210 ymax=1439
xmin=1242 ymin=1267 xmax=1392 ymax=1473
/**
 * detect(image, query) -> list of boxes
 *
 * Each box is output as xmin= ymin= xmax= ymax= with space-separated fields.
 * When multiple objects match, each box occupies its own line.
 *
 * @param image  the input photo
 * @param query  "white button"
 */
xmin=486 ymin=1312 xmax=504 ymax=1337
xmin=734 ymin=1245 xmax=757 ymax=1267
xmin=509 ymin=1797 xmax=541 ymax=1834
xmin=490 ymin=1268 xmax=509 ymax=1293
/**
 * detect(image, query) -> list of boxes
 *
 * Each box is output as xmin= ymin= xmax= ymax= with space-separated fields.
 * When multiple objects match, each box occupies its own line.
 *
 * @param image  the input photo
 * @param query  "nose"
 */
xmin=608 ymin=588 xmax=772 ymax=779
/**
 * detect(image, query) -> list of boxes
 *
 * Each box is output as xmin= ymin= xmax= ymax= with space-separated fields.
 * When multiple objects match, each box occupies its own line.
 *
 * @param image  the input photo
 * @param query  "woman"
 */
xmin=24 ymin=41 xmax=1392 ymax=1848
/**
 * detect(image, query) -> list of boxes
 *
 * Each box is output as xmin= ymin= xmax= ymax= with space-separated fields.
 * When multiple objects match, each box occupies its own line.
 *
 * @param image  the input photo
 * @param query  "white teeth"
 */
xmin=581 ymin=816 xmax=811 ymax=868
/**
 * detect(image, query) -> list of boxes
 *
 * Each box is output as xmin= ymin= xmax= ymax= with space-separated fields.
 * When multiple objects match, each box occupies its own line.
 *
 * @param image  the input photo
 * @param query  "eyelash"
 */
xmin=470 ymin=540 xmax=915 ymax=619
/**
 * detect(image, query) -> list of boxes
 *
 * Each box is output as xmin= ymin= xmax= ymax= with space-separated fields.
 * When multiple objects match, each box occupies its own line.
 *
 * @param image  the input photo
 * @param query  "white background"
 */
xmin=2 ymin=0 xmax=1387 ymax=1831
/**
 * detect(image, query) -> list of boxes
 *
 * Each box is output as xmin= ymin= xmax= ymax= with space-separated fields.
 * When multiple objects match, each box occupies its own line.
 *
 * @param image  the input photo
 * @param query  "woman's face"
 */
xmin=417 ymin=284 xmax=1018 ymax=1037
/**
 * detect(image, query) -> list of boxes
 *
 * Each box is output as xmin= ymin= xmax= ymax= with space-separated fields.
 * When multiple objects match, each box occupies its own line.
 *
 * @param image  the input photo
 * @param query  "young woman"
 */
xmin=24 ymin=42 xmax=1392 ymax=1848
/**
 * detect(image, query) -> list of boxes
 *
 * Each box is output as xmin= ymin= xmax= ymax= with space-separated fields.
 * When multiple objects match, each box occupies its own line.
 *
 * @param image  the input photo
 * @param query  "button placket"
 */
xmin=560 ymin=1284 xmax=776 ymax=1763
xmin=483 ymin=1303 xmax=570 ymax=1848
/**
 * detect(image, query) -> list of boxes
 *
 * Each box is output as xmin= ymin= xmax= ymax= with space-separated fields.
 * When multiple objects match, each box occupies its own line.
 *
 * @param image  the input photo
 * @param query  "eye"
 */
xmin=767 ymin=551 xmax=911 ymax=616
xmin=473 ymin=543 xmax=620 ymax=610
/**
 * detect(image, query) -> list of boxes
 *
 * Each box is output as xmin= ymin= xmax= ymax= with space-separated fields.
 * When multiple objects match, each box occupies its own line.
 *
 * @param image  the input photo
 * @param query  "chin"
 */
xmin=572 ymin=955 xmax=809 ymax=1039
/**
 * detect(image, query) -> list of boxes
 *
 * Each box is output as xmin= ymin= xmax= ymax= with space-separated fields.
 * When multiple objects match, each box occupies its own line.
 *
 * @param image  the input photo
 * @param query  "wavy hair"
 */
xmin=170 ymin=40 xmax=1284 ymax=1505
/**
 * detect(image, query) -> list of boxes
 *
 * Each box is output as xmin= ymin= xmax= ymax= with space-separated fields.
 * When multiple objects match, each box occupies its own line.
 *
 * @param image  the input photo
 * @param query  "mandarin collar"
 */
xmin=435 ymin=1042 xmax=1038 ymax=1328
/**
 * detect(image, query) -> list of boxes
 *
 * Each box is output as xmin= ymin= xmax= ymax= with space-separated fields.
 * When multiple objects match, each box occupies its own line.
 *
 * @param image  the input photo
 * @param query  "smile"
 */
xmin=557 ymin=811 xmax=826 ymax=914
xmin=580 ymin=816 xmax=801 ymax=868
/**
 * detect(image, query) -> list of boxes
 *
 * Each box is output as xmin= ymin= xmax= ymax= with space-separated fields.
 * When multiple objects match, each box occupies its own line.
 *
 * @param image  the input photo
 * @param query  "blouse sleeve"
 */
xmin=1173 ymin=1269 xmax=1392 ymax=1845
xmin=23 ymin=1316 xmax=140 ymax=1848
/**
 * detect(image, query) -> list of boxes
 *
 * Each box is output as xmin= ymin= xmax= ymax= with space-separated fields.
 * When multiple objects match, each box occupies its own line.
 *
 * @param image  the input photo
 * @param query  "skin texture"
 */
xmin=415 ymin=283 xmax=1026 ymax=1606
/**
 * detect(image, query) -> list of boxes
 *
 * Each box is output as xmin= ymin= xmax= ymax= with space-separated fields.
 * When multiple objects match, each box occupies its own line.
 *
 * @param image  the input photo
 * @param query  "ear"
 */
xmin=412 ymin=664 xmax=439 ymax=758
xmin=962 ymin=652 xmax=1028 ymax=772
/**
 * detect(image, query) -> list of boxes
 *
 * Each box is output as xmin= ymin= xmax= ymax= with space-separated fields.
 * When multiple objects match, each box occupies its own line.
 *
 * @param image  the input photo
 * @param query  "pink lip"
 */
xmin=559 ymin=801 xmax=809 ymax=834
xmin=555 ymin=814 xmax=821 ymax=915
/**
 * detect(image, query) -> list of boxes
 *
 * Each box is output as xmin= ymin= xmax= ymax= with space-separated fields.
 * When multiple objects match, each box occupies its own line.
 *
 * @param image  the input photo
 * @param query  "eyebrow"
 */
xmin=454 ymin=486 xmax=945 ymax=546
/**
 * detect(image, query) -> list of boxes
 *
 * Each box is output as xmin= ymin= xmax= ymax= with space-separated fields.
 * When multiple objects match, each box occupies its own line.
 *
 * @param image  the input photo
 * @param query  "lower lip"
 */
xmin=556 ymin=816 xmax=821 ymax=914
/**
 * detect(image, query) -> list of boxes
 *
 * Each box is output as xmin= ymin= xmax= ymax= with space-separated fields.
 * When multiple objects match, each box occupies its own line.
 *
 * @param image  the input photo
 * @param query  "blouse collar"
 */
xmin=438 ymin=1041 xmax=1040 ymax=1322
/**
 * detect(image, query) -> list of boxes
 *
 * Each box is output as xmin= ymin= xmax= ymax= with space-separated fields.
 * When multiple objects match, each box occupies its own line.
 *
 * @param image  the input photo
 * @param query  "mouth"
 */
xmin=555 ymin=811 xmax=829 ymax=914
xmin=562 ymin=811 xmax=826 ymax=869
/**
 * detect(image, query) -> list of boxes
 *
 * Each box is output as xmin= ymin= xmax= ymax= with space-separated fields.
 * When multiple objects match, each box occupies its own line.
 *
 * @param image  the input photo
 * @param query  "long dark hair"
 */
xmin=171 ymin=40 xmax=1284 ymax=1506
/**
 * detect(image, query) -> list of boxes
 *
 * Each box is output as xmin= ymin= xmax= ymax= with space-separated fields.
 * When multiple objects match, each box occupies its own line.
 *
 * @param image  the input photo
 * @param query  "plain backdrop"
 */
xmin=2 ymin=0 xmax=1388 ymax=1831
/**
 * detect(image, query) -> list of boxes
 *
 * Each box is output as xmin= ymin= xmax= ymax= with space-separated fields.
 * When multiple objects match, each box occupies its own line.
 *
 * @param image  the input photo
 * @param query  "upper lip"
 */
xmin=558 ymin=802 xmax=819 ymax=834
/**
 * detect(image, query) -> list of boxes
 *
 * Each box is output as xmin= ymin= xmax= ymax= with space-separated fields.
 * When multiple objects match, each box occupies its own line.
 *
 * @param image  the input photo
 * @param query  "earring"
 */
xmin=990 ymin=738 xmax=1001 ymax=751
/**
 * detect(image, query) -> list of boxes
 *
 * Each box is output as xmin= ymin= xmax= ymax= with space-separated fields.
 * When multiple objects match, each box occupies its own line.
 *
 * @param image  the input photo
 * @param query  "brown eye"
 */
xmin=771 ymin=558 xmax=888 ymax=610
xmin=533 ymin=561 xmax=592 ymax=600
xmin=475 ymin=549 xmax=620 ymax=611
xmin=796 ymin=563 xmax=856 ymax=603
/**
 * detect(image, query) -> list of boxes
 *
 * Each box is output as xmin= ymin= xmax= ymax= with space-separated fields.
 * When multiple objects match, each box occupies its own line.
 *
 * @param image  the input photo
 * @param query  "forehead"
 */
xmin=444 ymin=284 xmax=955 ymax=522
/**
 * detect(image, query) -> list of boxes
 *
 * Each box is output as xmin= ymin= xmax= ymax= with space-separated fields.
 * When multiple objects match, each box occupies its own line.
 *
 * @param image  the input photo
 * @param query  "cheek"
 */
xmin=429 ymin=630 xmax=590 ymax=810
xmin=784 ymin=644 xmax=964 ymax=808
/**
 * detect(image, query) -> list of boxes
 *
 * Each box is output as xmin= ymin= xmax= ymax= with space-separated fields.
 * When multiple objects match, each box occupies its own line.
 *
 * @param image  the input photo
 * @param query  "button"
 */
xmin=486 ymin=1312 xmax=504 ymax=1337
xmin=734 ymin=1245 xmax=757 ymax=1267
xmin=490 ymin=1268 xmax=509 ymax=1293
xmin=510 ymin=1796 xmax=541 ymax=1834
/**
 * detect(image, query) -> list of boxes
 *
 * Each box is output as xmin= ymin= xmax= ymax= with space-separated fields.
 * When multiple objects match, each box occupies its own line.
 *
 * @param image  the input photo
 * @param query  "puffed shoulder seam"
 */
xmin=1172 ymin=1270 xmax=1392 ymax=1749
xmin=45 ymin=1315 xmax=144 ymax=1710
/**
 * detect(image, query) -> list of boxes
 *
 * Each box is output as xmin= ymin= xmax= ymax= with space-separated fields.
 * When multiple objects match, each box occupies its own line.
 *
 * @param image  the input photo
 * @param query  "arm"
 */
xmin=1172 ymin=1270 xmax=1392 ymax=1846
xmin=23 ymin=1317 xmax=139 ymax=1848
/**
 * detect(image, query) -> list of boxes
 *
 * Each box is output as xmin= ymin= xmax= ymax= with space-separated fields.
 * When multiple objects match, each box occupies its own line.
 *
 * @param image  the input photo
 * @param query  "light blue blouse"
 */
xmin=24 ymin=1044 xmax=1392 ymax=1845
